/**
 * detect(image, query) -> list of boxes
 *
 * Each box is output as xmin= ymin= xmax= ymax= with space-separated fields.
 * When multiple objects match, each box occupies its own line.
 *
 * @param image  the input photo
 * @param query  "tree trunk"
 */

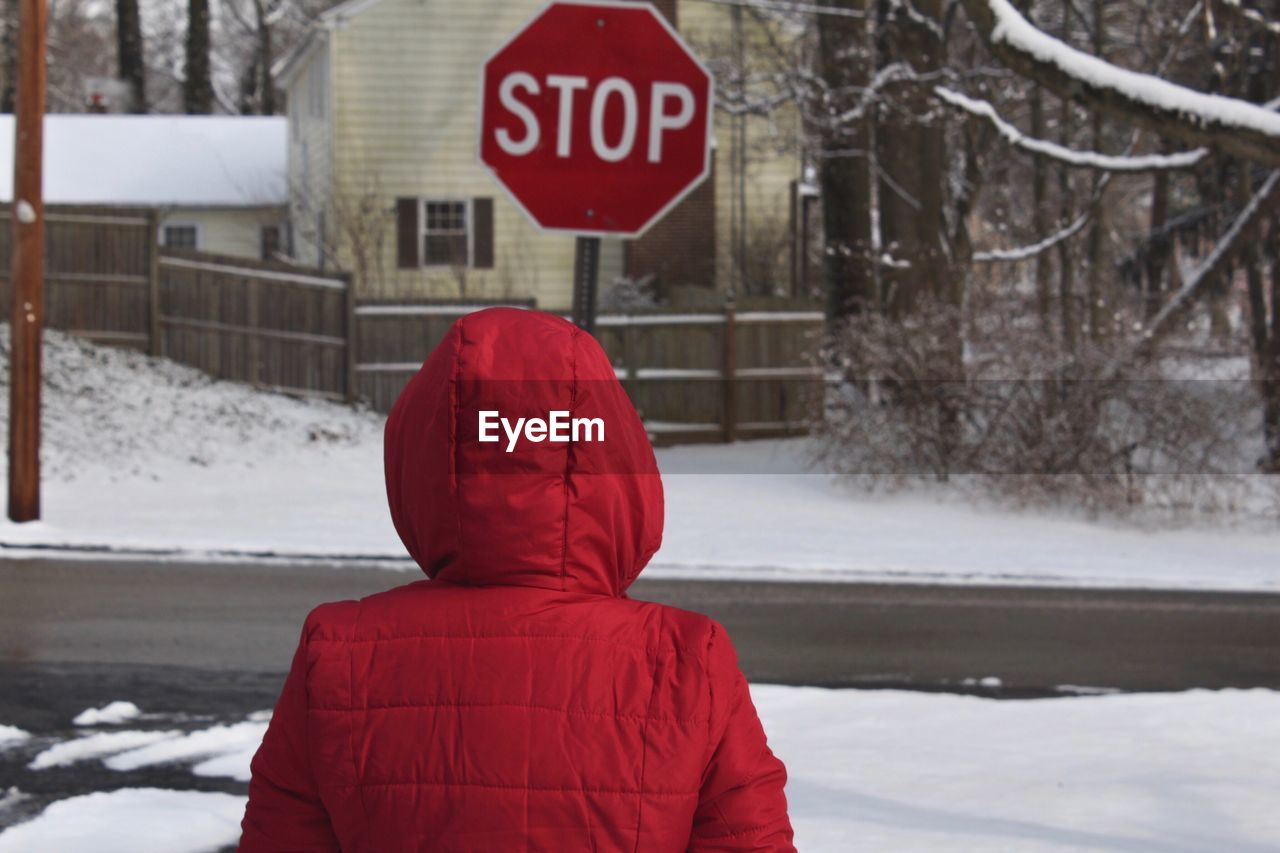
xmin=1084 ymin=0 xmax=1106 ymax=339
xmin=184 ymin=0 xmax=213 ymax=114
xmin=1144 ymin=166 xmax=1169 ymax=318
xmin=875 ymin=0 xmax=951 ymax=316
xmin=1030 ymin=82 xmax=1053 ymax=331
xmin=0 ymin=0 xmax=16 ymax=111
xmin=1263 ymin=220 xmax=1280 ymax=471
xmin=817 ymin=0 xmax=875 ymax=322
xmin=257 ymin=0 xmax=275 ymax=115
xmin=116 ymin=0 xmax=147 ymax=113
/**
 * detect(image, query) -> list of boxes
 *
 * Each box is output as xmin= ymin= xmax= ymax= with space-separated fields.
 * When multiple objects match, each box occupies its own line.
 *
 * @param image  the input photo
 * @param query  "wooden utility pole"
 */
xmin=7 ymin=0 xmax=46 ymax=523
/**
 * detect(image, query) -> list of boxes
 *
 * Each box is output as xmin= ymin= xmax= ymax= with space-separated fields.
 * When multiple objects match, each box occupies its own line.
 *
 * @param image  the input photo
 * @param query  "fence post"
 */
xmin=621 ymin=319 xmax=639 ymax=404
xmin=721 ymin=296 xmax=737 ymax=443
xmin=147 ymin=211 xmax=161 ymax=356
xmin=247 ymin=276 xmax=261 ymax=388
xmin=344 ymin=274 xmax=357 ymax=403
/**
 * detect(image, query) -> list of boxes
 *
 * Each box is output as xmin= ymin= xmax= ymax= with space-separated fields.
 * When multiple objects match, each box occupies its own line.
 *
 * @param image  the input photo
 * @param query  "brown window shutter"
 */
xmin=472 ymin=198 xmax=494 ymax=269
xmin=396 ymin=197 xmax=419 ymax=268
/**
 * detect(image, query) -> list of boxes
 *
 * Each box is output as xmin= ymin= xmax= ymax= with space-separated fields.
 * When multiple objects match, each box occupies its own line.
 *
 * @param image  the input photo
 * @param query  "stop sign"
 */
xmin=479 ymin=1 xmax=713 ymax=237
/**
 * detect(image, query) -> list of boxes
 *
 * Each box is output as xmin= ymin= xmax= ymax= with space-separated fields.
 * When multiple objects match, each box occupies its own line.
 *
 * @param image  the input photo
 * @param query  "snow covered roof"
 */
xmin=0 ymin=115 xmax=287 ymax=207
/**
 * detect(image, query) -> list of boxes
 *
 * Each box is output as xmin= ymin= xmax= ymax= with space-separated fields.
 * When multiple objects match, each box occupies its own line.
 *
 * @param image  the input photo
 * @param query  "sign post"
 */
xmin=479 ymin=0 xmax=713 ymax=332
xmin=8 ymin=0 xmax=47 ymax=523
xmin=571 ymin=236 xmax=601 ymax=333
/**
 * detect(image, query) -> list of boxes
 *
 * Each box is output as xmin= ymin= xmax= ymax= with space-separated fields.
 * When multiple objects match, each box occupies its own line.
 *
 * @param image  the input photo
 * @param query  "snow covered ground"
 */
xmin=2 ymin=686 xmax=1277 ymax=851
xmin=1 ymin=329 xmax=1277 ymax=591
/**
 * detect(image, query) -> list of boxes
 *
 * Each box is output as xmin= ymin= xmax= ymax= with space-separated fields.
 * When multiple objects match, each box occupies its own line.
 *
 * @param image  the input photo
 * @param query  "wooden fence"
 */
xmin=0 ymin=205 xmax=158 ymax=348
xmin=156 ymin=251 xmax=351 ymax=400
xmin=0 ymin=204 xmax=352 ymax=400
xmin=0 ymin=205 xmax=824 ymax=440
xmin=353 ymin=303 xmax=825 ymax=442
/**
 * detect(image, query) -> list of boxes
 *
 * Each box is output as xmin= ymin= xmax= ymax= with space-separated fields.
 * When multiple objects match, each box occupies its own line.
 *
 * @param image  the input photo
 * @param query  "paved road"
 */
xmin=3 ymin=554 xmax=1279 ymax=832
xmin=3 ymin=555 xmax=1279 ymax=693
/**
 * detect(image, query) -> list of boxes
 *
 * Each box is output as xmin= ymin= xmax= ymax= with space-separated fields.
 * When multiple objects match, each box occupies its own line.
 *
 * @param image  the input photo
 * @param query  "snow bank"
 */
xmin=0 ymin=726 xmax=29 ymax=749
xmin=0 ymin=789 xmax=245 ymax=853
xmin=73 ymin=701 xmax=142 ymax=727
xmin=28 ymin=731 xmax=179 ymax=771
xmin=1 ymin=330 xmax=1277 ymax=591
xmin=652 ymin=441 xmax=1280 ymax=592
xmin=104 ymin=721 xmax=268 ymax=775
xmin=21 ymin=714 xmax=264 ymax=778
xmin=5 ymin=686 xmax=1278 ymax=851
xmin=755 ymin=685 xmax=1280 ymax=850
xmin=0 ymin=326 xmax=383 ymax=483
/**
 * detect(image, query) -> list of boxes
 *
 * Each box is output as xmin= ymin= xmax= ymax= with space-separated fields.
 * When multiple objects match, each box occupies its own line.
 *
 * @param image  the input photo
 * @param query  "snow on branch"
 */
xmin=958 ymin=0 xmax=1280 ymax=166
xmin=1108 ymin=170 xmax=1280 ymax=373
xmin=889 ymin=0 xmax=944 ymax=40
xmin=971 ymin=208 xmax=1091 ymax=262
xmin=935 ymin=87 xmax=1209 ymax=172
xmin=1217 ymin=0 xmax=1280 ymax=36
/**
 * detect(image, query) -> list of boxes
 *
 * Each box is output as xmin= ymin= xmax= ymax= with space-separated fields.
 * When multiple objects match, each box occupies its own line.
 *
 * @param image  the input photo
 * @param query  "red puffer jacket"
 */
xmin=240 ymin=308 xmax=794 ymax=852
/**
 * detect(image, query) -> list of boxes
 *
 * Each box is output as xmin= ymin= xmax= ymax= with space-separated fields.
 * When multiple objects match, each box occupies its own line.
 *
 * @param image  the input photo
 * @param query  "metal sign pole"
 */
xmin=8 ymin=0 xmax=47 ymax=523
xmin=571 ymin=235 xmax=600 ymax=335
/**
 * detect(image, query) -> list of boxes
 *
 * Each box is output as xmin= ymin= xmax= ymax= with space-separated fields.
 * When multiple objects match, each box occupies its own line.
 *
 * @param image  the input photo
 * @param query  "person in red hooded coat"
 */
xmin=239 ymin=307 xmax=794 ymax=851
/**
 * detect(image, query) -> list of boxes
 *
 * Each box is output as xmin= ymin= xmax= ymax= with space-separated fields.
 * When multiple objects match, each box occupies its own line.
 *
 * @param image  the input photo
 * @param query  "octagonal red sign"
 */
xmin=479 ymin=0 xmax=714 ymax=237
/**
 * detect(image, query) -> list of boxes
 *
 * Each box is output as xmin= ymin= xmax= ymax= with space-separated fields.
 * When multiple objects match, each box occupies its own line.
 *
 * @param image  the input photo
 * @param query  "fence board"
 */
xmin=0 ymin=207 xmax=821 ymax=442
xmin=156 ymin=250 xmax=350 ymax=399
xmin=350 ymin=302 xmax=824 ymax=440
xmin=0 ymin=204 xmax=155 ymax=349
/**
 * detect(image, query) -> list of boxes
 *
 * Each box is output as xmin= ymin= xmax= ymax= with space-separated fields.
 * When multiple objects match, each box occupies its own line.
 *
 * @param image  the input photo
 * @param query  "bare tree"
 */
xmin=184 ymin=0 xmax=213 ymax=113
xmin=116 ymin=0 xmax=146 ymax=112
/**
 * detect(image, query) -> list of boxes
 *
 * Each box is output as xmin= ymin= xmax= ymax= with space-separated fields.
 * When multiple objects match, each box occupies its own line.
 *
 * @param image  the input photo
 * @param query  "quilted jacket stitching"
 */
xmin=560 ymin=326 xmax=578 ymax=593
xmin=344 ymin=601 xmax=372 ymax=848
xmin=340 ymin=781 xmax=699 ymax=796
xmin=698 ymin=816 xmax=794 ymax=841
xmin=308 ymin=702 xmax=708 ymax=723
xmin=631 ymin=605 xmax=666 ymax=852
xmin=307 ymin=633 xmax=695 ymax=654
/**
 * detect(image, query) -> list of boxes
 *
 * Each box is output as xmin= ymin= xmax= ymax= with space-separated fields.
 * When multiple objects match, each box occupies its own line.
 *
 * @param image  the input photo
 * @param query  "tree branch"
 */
xmin=972 ymin=207 xmax=1091 ymax=261
xmin=935 ymin=87 xmax=1209 ymax=171
xmin=957 ymin=0 xmax=1280 ymax=166
xmin=1109 ymin=171 xmax=1280 ymax=372
xmin=1216 ymin=0 xmax=1280 ymax=36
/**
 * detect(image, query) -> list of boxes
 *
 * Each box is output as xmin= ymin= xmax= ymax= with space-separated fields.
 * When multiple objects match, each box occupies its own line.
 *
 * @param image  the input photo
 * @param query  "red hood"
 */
xmin=384 ymin=308 xmax=664 ymax=597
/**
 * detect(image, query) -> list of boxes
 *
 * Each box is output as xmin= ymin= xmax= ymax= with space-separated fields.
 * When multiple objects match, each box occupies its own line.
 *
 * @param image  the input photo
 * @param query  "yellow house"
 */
xmin=276 ymin=0 xmax=808 ymax=309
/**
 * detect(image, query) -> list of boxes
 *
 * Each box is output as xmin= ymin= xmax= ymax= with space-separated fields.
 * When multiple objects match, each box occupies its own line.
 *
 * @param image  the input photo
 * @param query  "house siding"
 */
xmin=287 ymin=36 xmax=336 ymax=268
xmin=679 ymin=0 xmax=805 ymax=298
xmin=326 ymin=0 xmax=627 ymax=308
xmin=161 ymin=206 xmax=288 ymax=258
xmin=283 ymin=0 xmax=803 ymax=308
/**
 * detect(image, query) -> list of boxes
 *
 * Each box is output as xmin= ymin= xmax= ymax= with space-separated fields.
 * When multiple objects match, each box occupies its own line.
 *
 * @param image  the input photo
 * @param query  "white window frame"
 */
xmin=160 ymin=221 xmax=201 ymax=250
xmin=260 ymin=222 xmax=286 ymax=260
xmin=420 ymin=198 xmax=473 ymax=268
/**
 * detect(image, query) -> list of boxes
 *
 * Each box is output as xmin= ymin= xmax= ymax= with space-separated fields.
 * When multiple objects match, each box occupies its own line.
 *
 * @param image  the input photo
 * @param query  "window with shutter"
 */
xmin=397 ymin=198 xmax=495 ymax=269
xmin=422 ymin=200 xmax=469 ymax=266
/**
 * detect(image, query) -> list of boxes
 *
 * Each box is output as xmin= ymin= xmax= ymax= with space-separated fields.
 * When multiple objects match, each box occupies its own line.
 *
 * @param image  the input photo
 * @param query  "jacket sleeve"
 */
xmin=688 ymin=622 xmax=795 ymax=852
xmin=239 ymin=619 xmax=339 ymax=852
